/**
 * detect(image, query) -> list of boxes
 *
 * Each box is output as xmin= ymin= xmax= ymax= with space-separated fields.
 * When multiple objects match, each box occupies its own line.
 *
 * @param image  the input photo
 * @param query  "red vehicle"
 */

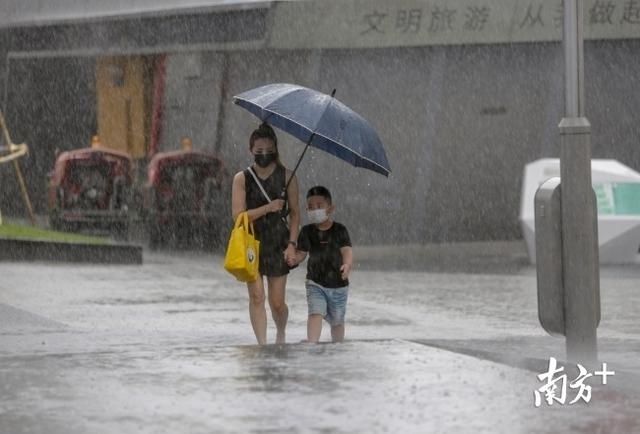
xmin=48 ymin=147 xmax=133 ymax=238
xmin=143 ymin=150 xmax=228 ymax=248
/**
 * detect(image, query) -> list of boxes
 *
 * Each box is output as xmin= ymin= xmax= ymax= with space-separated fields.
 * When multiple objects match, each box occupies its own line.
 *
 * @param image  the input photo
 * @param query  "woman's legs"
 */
xmin=247 ymin=278 xmax=267 ymax=345
xmin=267 ymin=275 xmax=288 ymax=344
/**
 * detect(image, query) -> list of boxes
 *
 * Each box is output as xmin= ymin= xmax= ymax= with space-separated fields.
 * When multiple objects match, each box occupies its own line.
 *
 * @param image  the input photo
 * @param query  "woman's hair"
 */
xmin=306 ymin=185 xmax=332 ymax=204
xmin=249 ymin=122 xmax=281 ymax=165
xmin=249 ymin=122 xmax=278 ymax=150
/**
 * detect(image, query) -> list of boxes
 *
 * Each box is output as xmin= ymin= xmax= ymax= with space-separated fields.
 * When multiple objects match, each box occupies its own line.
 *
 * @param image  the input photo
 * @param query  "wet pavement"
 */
xmin=1 ymin=244 xmax=639 ymax=433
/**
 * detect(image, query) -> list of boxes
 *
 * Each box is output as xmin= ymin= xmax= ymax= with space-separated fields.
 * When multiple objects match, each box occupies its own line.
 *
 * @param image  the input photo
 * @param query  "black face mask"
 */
xmin=254 ymin=153 xmax=277 ymax=168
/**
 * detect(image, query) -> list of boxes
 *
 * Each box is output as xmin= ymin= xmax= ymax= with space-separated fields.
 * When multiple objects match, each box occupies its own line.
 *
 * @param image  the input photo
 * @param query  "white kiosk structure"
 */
xmin=521 ymin=158 xmax=640 ymax=264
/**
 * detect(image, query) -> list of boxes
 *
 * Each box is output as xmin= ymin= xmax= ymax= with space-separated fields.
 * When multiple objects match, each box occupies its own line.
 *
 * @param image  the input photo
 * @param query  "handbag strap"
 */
xmin=247 ymin=166 xmax=272 ymax=203
xmin=234 ymin=211 xmax=255 ymax=236
xmin=246 ymin=166 xmax=290 ymax=229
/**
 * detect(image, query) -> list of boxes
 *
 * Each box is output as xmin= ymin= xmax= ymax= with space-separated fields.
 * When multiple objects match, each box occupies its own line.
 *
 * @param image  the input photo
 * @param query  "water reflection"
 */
xmin=235 ymin=343 xmax=339 ymax=393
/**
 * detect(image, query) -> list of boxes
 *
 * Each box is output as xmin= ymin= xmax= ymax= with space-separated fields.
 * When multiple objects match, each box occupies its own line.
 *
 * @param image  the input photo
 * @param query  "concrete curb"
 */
xmin=0 ymin=238 xmax=143 ymax=264
xmin=354 ymin=240 xmax=531 ymax=273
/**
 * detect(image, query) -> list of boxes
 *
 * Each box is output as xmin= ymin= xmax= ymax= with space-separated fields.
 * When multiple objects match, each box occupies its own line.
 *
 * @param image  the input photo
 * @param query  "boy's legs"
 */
xmin=331 ymin=324 xmax=345 ymax=343
xmin=306 ymin=281 xmax=328 ymax=343
xmin=326 ymin=286 xmax=349 ymax=343
xmin=267 ymin=275 xmax=288 ymax=344
xmin=307 ymin=314 xmax=323 ymax=343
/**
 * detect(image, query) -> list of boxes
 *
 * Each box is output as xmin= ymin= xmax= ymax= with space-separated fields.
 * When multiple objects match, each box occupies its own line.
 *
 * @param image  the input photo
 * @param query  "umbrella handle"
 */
xmin=278 ymin=189 xmax=290 ymax=220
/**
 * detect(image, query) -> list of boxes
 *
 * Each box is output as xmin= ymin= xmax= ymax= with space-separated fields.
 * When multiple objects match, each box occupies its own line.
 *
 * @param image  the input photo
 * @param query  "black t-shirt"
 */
xmin=297 ymin=221 xmax=352 ymax=288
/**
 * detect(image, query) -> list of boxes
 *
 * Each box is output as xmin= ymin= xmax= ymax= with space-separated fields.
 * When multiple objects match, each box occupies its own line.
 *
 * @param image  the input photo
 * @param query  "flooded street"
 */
xmin=3 ymin=0 xmax=640 ymax=432
xmin=1 ymin=248 xmax=639 ymax=433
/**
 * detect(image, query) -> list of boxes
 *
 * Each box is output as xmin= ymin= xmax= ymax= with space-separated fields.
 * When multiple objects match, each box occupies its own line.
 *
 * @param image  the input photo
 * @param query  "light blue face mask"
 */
xmin=307 ymin=208 xmax=329 ymax=224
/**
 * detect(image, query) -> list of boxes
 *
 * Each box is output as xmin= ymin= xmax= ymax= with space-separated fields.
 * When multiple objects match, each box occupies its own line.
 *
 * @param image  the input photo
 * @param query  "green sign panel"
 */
xmin=594 ymin=183 xmax=640 ymax=215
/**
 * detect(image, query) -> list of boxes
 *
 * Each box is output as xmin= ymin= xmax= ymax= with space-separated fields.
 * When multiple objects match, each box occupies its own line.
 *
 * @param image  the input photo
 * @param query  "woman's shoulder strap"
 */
xmin=241 ymin=167 xmax=253 ymax=182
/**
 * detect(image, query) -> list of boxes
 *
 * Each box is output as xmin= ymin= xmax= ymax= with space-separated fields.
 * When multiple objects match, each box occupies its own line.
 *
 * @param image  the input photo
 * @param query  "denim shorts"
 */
xmin=306 ymin=280 xmax=349 ymax=326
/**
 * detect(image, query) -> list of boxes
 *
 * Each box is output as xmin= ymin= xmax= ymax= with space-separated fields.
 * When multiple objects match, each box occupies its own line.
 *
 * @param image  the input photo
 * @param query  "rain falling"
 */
xmin=1 ymin=1 xmax=639 ymax=433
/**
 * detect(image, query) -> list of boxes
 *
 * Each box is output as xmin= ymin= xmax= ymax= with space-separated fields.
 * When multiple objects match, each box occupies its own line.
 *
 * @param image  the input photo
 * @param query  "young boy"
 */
xmin=289 ymin=186 xmax=353 ymax=343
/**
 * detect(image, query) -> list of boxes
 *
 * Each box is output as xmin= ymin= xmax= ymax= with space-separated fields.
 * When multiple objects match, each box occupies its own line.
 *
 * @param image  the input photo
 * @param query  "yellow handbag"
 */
xmin=224 ymin=211 xmax=260 ymax=282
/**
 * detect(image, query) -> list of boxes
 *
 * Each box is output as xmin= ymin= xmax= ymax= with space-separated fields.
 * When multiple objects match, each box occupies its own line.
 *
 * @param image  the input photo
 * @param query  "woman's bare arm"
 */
xmin=231 ymin=171 xmax=282 ymax=222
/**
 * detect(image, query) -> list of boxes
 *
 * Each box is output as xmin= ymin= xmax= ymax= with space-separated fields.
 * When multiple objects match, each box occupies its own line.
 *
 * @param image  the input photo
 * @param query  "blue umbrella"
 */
xmin=233 ymin=83 xmax=391 ymax=182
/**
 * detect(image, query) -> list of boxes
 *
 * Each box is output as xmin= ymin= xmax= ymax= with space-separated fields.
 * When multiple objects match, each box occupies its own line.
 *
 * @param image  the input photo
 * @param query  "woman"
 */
xmin=231 ymin=123 xmax=300 ymax=345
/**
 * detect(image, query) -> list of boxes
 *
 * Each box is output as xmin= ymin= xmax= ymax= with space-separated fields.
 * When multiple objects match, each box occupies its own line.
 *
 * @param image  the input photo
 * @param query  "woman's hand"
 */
xmin=284 ymin=244 xmax=297 ymax=266
xmin=266 ymin=199 xmax=285 ymax=214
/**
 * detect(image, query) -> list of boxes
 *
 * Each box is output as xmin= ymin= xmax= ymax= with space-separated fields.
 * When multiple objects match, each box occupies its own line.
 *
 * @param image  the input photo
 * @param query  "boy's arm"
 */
xmin=288 ymin=226 xmax=308 ymax=266
xmin=294 ymin=249 xmax=308 ymax=264
xmin=340 ymin=246 xmax=353 ymax=280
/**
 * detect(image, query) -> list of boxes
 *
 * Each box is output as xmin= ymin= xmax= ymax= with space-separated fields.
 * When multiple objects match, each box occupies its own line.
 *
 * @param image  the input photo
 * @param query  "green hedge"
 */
xmin=0 ymin=223 xmax=108 ymax=245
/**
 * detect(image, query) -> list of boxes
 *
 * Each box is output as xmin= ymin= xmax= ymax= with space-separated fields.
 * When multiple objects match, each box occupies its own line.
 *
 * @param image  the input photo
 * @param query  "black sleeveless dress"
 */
xmin=244 ymin=164 xmax=290 ymax=277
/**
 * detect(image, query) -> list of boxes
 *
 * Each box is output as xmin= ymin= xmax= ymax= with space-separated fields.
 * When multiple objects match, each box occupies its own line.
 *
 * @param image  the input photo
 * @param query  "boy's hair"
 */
xmin=306 ymin=186 xmax=332 ymax=204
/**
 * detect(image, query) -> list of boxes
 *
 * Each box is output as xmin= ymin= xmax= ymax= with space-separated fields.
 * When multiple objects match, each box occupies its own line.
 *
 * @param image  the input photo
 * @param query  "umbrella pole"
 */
xmin=278 ymin=135 xmax=313 ymax=224
xmin=283 ymin=90 xmax=335 ymax=193
xmin=283 ymin=134 xmax=313 ymax=196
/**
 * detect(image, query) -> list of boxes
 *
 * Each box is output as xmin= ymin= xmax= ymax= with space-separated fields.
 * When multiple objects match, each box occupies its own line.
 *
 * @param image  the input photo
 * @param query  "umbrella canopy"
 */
xmin=233 ymin=83 xmax=391 ymax=177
